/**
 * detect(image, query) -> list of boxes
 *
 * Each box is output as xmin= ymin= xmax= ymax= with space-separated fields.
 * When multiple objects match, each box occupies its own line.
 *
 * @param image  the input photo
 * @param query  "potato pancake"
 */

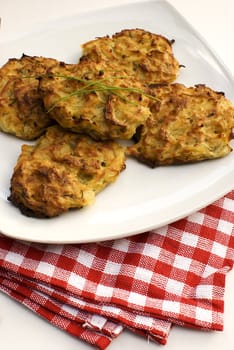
xmin=8 ymin=125 xmax=126 ymax=218
xmin=39 ymin=60 xmax=151 ymax=140
xmin=0 ymin=54 xmax=58 ymax=140
xmin=127 ymin=83 xmax=234 ymax=166
xmin=80 ymin=28 xmax=180 ymax=84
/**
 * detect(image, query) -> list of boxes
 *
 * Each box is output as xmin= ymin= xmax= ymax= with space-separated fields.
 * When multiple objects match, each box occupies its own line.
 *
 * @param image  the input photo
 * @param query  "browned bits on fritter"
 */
xmin=8 ymin=125 xmax=126 ymax=218
xmin=39 ymin=60 xmax=151 ymax=140
xmin=127 ymin=83 xmax=234 ymax=167
xmin=80 ymin=28 xmax=180 ymax=84
xmin=0 ymin=54 xmax=58 ymax=140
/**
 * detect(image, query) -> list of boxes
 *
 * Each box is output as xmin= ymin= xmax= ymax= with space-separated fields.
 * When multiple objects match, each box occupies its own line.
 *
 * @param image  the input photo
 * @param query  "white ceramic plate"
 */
xmin=0 ymin=0 xmax=233 ymax=243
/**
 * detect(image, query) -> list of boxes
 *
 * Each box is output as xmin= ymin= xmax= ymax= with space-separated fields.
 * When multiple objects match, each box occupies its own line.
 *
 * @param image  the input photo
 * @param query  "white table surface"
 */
xmin=0 ymin=0 xmax=234 ymax=349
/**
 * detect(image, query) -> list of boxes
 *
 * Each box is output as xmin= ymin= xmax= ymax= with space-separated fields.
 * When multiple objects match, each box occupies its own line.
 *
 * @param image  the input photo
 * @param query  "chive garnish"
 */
xmin=43 ymin=74 xmax=160 ymax=112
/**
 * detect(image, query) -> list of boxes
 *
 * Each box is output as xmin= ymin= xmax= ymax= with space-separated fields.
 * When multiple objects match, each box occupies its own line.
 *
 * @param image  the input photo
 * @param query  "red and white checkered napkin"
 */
xmin=0 ymin=191 xmax=234 ymax=349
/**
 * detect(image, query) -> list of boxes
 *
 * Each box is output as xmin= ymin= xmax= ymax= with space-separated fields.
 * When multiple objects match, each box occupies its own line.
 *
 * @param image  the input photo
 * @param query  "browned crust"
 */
xmin=8 ymin=125 xmax=126 ymax=217
xmin=127 ymin=83 xmax=234 ymax=166
xmin=0 ymin=54 xmax=59 ymax=140
xmin=80 ymin=28 xmax=180 ymax=84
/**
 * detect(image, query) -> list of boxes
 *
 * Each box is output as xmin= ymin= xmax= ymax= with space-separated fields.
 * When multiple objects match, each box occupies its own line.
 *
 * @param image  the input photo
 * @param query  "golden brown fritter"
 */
xmin=80 ymin=28 xmax=180 ymax=84
xmin=0 ymin=54 xmax=58 ymax=140
xmin=39 ymin=60 xmax=152 ymax=140
xmin=8 ymin=125 xmax=126 ymax=218
xmin=127 ymin=83 xmax=234 ymax=167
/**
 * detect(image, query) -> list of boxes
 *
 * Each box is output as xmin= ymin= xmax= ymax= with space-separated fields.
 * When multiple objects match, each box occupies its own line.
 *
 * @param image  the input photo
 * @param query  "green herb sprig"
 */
xmin=22 ymin=73 xmax=160 ymax=111
xmin=44 ymin=74 xmax=160 ymax=112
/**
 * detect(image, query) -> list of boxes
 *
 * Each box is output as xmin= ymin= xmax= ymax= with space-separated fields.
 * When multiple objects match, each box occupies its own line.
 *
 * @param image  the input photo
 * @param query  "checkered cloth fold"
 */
xmin=0 ymin=190 xmax=234 ymax=349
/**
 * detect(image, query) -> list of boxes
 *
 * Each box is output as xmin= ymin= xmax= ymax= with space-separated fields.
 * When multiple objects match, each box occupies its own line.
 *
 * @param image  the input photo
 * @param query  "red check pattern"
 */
xmin=0 ymin=190 xmax=234 ymax=349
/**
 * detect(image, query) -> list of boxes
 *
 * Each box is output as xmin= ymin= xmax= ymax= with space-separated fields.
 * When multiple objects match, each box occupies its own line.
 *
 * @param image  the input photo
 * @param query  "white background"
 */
xmin=0 ymin=1 xmax=234 ymax=349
